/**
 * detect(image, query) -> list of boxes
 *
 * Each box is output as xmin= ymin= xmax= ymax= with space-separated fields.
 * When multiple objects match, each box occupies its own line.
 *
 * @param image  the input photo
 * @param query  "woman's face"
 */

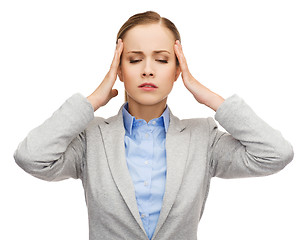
xmin=118 ymin=23 xmax=181 ymax=106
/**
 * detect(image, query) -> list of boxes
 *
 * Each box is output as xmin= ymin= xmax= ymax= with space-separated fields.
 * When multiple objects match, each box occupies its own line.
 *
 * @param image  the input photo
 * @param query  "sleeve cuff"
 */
xmin=69 ymin=93 xmax=94 ymax=117
xmin=214 ymin=94 xmax=242 ymax=119
xmin=63 ymin=93 xmax=95 ymax=132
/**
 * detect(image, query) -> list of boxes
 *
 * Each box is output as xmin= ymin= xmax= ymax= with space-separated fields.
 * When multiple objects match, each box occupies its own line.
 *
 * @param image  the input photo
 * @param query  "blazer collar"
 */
xmin=103 ymin=103 xmax=185 ymax=132
xmin=98 ymin=103 xmax=190 ymax=240
xmin=122 ymin=102 xmax=171 ymax=135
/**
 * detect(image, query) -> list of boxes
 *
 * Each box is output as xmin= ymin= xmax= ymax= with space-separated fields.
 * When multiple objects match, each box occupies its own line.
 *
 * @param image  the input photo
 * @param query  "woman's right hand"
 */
xmin=87 ymin=38 xmax=124 ymax=111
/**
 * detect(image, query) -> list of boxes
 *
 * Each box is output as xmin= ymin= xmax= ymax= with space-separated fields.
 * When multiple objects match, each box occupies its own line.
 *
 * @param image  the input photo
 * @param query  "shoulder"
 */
xmin=168 ymin=105 xmax=219 ymax=134
xmin=86 ymin=116 xmax=106 ymax=128
xmin=171 ymin=116 xmax=221 ymax=149
xmin=177 ymin=115 xmax=219 ymax=133
xmin=85 ymin=115 xmax=113 ymax=129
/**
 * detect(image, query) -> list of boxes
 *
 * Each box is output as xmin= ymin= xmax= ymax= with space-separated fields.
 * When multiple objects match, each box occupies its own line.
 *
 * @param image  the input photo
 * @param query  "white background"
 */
xmin=1 ymin=0 xmax=306 ymax=239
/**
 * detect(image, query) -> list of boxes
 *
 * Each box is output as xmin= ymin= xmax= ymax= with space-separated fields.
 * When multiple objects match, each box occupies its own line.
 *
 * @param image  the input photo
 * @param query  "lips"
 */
xmin=138 ymin=82 xmax=158 ymax=88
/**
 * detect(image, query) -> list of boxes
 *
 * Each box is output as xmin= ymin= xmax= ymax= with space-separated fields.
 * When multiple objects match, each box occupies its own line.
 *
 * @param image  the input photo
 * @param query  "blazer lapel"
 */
xmin=98 ymin=104 xmax=148 ymax=237
xmin=152 ymin=109 xmax=190 ymax=240
xmin=98 ymin=104 xmax=190 ymax=240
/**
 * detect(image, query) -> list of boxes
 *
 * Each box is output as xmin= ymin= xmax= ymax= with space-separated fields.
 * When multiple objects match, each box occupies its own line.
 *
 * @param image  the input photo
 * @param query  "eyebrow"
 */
xmin=127 ymin=50 xmax=170 ymax=54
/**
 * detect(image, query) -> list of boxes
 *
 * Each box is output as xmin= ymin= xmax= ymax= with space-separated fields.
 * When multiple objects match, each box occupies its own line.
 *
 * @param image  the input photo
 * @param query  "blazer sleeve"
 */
xmin=208 ymin=94 xmax=294 ymax=178
xmin=13 ymin=93 xmax=94 ymax=181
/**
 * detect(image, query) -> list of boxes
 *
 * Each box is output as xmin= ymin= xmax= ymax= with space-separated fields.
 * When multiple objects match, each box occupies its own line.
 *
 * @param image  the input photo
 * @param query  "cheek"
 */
xmin=161 ymin=65 xmax=177 ymax=80
xmin=121 ymin=65 xmax=138 ymax=80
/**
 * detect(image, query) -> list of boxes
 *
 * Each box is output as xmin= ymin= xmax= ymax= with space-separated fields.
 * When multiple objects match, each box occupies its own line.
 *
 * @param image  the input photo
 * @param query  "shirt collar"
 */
xmin=122 ymin=102 xmax=170 ymax=135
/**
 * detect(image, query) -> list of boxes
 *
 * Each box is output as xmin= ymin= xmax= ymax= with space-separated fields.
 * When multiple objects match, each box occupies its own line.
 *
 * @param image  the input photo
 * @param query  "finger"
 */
xmin=110 ymin=38 xmax=123 ymax=71
xmin=109 ymin=39 xmax=123 ymax=76
xmin=174 ymin=40 xmax=189 ymax=73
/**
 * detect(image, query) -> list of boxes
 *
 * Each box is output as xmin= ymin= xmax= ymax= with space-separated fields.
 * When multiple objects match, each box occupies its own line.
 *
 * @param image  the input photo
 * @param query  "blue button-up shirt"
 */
xmin=122 ymin=102 xmax=170 ymax=240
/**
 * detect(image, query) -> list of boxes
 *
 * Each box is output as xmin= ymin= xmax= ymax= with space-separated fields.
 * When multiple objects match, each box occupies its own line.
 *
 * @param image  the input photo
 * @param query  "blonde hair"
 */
xmin=116 ymin=11 xmax=181 ymax=102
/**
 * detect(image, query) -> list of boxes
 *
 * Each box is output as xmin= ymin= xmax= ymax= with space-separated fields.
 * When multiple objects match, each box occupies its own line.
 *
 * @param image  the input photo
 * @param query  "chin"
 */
xmin=129 ymin=94 xmax=167 ymax=106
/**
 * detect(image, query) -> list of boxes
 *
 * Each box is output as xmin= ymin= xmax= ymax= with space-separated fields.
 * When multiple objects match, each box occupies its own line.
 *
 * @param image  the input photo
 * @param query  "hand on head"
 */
xmin=87 ymin=39 xmax=124 ymax=111
xmin=174 ymin=40 xmax=224 ymax=110
xmin=174 ymin=40 xmax=200 ymax=94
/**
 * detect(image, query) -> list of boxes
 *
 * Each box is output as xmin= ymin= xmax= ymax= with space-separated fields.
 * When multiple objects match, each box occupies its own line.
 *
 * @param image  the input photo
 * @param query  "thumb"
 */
xmin=110 ymin=89 xmax=118 ymax=98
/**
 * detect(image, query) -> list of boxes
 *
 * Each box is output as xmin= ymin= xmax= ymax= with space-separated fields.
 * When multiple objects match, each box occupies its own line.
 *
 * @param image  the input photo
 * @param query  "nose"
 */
xmin=142 ymin=72 xmax=154 ymax=77
xmin=142 ymin=60 xmax=155 ymax=77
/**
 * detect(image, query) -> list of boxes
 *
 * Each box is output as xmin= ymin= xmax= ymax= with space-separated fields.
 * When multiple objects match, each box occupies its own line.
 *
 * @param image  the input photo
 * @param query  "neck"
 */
xmin=127 ymin=98 xmax=167 ymax=123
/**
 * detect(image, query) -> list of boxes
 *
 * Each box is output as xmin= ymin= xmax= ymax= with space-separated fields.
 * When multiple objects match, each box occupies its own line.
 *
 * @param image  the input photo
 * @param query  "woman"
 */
xmin=14 ymin=11 xmax=294 ymax=240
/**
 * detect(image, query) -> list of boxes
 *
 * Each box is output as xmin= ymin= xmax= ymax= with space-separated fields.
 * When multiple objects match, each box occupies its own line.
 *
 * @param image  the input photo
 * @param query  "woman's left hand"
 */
xmin=174 ymin=40 xmax=224 ymax=111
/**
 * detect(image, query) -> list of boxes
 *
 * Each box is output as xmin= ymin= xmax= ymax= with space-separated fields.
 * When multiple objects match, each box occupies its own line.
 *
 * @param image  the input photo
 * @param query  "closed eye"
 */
xmin=157 ymin=60 xmax=168 ymax=63
xmin=129 ymin=60 xmax=141 ymax=63
xmin=129 ymin=60 xmax=168 ymax=64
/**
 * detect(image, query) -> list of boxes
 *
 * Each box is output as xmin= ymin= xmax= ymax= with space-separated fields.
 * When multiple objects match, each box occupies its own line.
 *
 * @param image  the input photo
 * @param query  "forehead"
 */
xmin=123 ymin=24 xmax=175 ymax=52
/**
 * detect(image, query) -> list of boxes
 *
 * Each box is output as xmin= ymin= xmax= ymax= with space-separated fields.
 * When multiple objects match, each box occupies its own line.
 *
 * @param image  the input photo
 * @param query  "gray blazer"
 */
xmin=14 ymin=93 xmax=294 ymax=240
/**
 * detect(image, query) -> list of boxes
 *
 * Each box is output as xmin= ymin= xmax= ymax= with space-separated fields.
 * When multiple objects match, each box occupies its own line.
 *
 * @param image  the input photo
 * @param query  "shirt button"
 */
xmin=152 ymin=121 xmax=156 ymax=125
xmin=141 ymin=214 xmax=146 ymax=218
xmin=145 ymin=133 xmax=149 ymax=138
xmin=145 ymin=160 xmax=149 ymax=165
xmin=144 ymin=181 xmax=148 ymax=186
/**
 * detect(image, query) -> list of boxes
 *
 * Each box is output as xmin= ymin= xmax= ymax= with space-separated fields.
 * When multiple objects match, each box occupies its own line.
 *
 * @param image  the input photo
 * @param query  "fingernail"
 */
xmin=116 ymin=39 xmax=120 ymax=49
